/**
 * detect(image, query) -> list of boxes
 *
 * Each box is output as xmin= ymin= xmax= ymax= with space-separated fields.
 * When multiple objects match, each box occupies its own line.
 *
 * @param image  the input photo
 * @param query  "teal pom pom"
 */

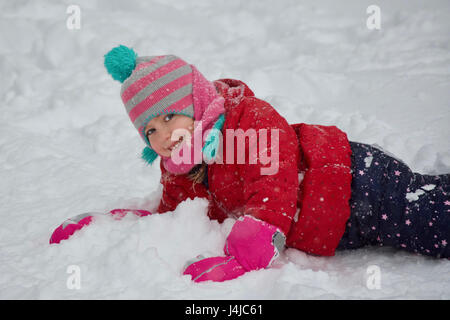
xmin=142 ymin=146 xmax=158 ymax=165
xmin=104 ymin=45 xmax=138 ymax=83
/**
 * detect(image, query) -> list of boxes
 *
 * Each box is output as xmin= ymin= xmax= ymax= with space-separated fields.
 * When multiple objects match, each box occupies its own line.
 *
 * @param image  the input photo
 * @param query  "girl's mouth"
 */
xmin=168 ymin=137 xmax=184 ymax=152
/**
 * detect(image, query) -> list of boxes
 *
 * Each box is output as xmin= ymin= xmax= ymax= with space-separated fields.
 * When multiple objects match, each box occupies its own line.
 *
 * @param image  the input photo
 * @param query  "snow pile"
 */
xmin=406 ymin=184 xmax=436 ymax=203
xmin=1 ymin=0 xmax=449 ymax=299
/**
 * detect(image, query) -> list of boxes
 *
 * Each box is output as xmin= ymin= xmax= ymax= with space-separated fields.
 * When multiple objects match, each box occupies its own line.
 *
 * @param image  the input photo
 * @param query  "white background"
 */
xmin=0 ymin=0 xmax=449 ymax=299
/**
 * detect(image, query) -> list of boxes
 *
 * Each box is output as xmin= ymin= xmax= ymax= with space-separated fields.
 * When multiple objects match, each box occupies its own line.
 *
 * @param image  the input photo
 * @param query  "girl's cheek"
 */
xmin=148 ymin=136 xmax=159 ymax=150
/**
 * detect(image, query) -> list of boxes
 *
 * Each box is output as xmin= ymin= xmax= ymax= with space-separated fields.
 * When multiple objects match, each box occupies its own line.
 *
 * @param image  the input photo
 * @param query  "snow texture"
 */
xmin=1 ymin=0 xmax=449 ymax=299
xmin=406 ymin=184 xmax=436 ymax=202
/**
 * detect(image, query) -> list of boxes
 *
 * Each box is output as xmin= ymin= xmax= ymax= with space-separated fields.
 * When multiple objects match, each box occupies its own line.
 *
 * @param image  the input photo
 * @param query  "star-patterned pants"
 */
xmin=337 ymin=142 xmax=450 ymax=258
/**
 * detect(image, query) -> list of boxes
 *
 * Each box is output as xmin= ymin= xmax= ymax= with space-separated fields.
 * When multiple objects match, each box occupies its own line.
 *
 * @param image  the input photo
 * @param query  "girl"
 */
xmin=101 ymin=45 xmax=449 ymax=282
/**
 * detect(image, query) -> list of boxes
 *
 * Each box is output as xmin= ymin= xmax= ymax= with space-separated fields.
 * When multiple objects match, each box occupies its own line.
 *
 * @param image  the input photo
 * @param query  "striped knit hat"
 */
xmin=104 ymin=45 xmax=225 ymax=174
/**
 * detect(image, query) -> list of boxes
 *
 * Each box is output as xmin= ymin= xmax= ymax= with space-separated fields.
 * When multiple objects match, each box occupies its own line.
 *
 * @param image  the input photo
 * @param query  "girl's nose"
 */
xmin=161 ymin=127 xmax=172 ymax=142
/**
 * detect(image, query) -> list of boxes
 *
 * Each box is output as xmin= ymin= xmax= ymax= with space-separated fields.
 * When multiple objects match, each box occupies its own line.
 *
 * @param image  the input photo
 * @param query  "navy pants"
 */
xmin=337 ymin=142 xmax=450 ymax=258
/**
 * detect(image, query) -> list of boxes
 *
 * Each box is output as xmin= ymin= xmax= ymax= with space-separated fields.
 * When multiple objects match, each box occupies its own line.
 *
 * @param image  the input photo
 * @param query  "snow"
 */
xmin=1 ymin=0 xmax=450 ymax=299
xmin=406 ymin=184 xmax=437 ymax=202
xmin=422 ymin=184 xmax=436 ymax=192
xmin=406 ymin=189 xmax=426 ymax=202
xmin=364 ymin=156 xmax=373 ymax=168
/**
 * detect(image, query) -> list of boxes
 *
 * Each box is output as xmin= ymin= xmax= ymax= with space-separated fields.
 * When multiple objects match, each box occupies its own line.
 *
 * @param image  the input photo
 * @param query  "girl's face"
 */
xmin=145 ymin=114 xmax=194 ymax=158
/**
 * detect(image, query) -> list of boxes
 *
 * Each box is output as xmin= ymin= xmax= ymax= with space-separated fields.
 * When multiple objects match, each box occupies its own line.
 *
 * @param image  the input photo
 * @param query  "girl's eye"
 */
xmin=164 ymin=114 xmax=174 ymax=121
xmin=146 ymin=128 xmax=155 ymax=137
xmin=146 ymin=114 xmax=174 ymax=137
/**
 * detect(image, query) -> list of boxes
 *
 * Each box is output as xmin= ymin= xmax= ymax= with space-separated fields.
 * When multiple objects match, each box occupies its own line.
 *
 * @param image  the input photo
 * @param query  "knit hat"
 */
xmin=104 ymin=45 xmax=225 ymax=174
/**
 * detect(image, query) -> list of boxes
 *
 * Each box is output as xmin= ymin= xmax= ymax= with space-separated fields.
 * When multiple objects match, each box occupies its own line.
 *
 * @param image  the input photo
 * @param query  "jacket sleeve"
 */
xmin=286 ymin=124 xmax=352 ymax=256
xmin=235 ymin=97 xmax=299 ymax=235
xmin=157 ymin=161 xmax=209 ymax=213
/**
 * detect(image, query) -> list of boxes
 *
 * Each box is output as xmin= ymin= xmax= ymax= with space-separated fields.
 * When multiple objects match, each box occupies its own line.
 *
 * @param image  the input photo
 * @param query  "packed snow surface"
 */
xmin=1 ymin=0 xmax=449 ymax=299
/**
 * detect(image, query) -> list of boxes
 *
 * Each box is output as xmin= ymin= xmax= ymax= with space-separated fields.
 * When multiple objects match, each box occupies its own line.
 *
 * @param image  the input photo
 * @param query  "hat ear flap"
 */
xmin=202 ymin=113 xmax=225 ymax=162
xmin=142 ymin=146 xmax=158 ymax=165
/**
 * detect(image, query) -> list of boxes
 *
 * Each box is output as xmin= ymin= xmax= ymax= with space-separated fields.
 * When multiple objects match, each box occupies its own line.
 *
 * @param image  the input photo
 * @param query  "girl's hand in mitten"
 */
xmin=183 ymin=215 xmax=285 ymax=282
xmin=224 ymin=215 xmax=285 ymax=271
xmin=49 ymin=209 xmax=152 ymax=244
xmin=183 ymin=255 xmax=246 ymax=282
xmin=49 ymin=212 xmax=100 ymax=244
xmin=108 ymin=208 xmax=152 ymax=219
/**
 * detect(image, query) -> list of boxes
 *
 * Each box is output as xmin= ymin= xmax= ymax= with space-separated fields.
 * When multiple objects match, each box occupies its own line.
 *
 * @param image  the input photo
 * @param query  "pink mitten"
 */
xmin=49 ymin=209 xmax=152 ymax=244
xmin=183 ymin=256 xmax=246 ymax=282
xmin=183 ymin=215 xmax=285 ymax=282
xmin=109 ymin=208 xmax=152 ymax=219
xmin=224 ymin=215 xmax=285 ymax=271
xmin=49 ymin=212 xmax=102 ymax=244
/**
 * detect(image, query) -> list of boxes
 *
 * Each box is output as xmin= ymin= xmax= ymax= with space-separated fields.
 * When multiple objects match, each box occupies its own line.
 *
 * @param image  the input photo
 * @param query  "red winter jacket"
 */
xmin=157 ymin=79 xmax=352 ymax=256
